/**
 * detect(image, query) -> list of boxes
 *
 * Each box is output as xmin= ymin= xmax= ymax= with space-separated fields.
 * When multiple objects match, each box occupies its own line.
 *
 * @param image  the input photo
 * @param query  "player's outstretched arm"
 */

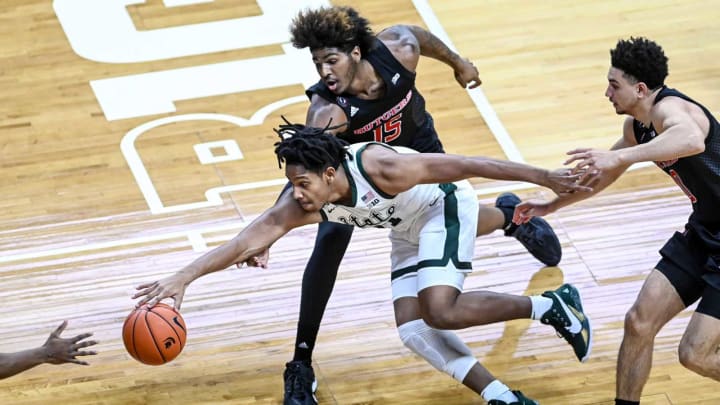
xmin=512 ymin=160 xmax=627 ymax=225
xmin=514 ymin=119 xmax=640 ymax=224
xmin=133 ymin=192 xmax=321 ymax=309
xmin=0 ymin=321 xmax=97 ymax=380
xmin=365 ymin=146 xmax=590 ymax=196
xmin=378 ymin=24 xmax=480 ymax=89
xmin=569 ymin=101 xmax=706 ymax=177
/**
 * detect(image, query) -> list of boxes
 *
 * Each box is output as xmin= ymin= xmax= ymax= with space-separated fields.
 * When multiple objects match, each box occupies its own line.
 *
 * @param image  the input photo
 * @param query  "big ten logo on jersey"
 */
xmin=360 ymin=190 xmax=380 ymax=208
xmin=52 ymin=0 xmax=328 ymax=214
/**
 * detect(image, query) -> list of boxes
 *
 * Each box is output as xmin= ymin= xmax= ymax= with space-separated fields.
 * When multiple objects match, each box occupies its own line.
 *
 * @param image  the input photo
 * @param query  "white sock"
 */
xmin=481 ymin=379 xmax=518 ymax=403
xmin=530 ymin=295 xmax=553 ymax=320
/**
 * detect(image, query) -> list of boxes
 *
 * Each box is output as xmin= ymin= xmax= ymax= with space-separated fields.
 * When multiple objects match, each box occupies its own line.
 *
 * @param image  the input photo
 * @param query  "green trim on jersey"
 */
xmin=390 ymin=186 xmax=472 ymax=282
xmin=438 ymin=182 xmax=457 ymax=195
xmin=340 ymin=158 xmax=358 ymax=206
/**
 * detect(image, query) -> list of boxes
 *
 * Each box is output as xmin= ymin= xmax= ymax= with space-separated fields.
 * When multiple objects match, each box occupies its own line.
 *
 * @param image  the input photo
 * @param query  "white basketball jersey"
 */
xmin=319 ymin=142 xmax=473 ymax=234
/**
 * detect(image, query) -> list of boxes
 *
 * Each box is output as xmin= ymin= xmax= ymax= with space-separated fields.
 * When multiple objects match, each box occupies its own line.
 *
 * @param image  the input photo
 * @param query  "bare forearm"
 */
xmin=0 ymin=348 xmax=46 ymax=379
xmin=398 ymin=154 xmax=548 ymax=187
xmin=405 ymin=25 xmax=462 ymax=68
xmin=178 ymin=238 xmax=254 ymax=283
xmin=616 ymin=136 xmax=703 ymax=165
xmin=465 ymin=156 xmax=548 ymax=185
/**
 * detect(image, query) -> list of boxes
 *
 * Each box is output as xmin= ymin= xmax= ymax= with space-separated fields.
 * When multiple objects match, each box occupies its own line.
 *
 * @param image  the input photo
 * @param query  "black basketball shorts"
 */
xmin=656 ymin=223 xmax=720 ymax=319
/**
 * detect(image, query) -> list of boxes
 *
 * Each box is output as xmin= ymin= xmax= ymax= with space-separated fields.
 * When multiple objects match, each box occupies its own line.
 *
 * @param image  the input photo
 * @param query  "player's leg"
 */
xmin=676 ymin=225 xmax=720 ymax=380
xmin=615 ymin=269 xmax=687 ymax=402
xmin=292 ymin=221 xmax=353 ymax=362
xmin=476 ymin=204 xmax=506 ymax=236
xmin=284 ymin=221 xmax=354 ymax=405
xmin=678 ymin=298 xmax=720 ymax=380
xmin=391 ymin=260 xmax=537 ymax=404
xmin=677 ymin=263 xmax=720 ymax=380
xmin=417 ymin=282 xmax=591 ymax=363
xmin=394 ymin=296 xmax=492 ymax=392
xmin=415 ymin=185 xmax=591 ymax=362
xmin=616 ymin=229 xmax=706 ymax=403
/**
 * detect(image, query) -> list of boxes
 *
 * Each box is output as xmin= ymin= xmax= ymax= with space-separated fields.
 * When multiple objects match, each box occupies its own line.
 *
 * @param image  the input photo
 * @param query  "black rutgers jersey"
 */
xmin=306 ymin=38 xmax=442 ymax=153
xmin=632 ymin=86 xmax=720 ymax=223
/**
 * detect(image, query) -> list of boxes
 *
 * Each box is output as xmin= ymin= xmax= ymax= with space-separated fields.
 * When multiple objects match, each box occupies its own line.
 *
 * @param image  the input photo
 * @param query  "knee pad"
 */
xmin=397 ymin=319 xmax=477 ymax=382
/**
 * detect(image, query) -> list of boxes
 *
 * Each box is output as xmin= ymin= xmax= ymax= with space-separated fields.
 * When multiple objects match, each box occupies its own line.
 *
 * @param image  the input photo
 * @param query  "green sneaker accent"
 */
xmin=487 ymin=390 xmax=539 ymax=405
xmin=540 ymin=283 xmax=593 ymax=362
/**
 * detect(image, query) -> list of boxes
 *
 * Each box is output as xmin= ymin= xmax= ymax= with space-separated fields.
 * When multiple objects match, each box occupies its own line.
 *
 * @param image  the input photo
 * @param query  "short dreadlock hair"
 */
xmin=290 ymin=6 xmax=375 ymax=56
xmin=610 ymin=37 xmax=668 ymax=90
xmin=274 ymin=119 xmax=351 ymax=175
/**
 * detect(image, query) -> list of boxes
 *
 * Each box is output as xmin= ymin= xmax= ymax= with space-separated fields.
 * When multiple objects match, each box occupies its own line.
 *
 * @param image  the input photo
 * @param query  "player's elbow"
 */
xmin=687 ymin=134 xmax=705 ymax=155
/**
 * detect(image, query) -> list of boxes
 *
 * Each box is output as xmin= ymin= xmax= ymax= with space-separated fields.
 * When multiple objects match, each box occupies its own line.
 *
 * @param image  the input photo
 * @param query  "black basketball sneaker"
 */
xmin=496 ymin=192 xmax=562 ymax=266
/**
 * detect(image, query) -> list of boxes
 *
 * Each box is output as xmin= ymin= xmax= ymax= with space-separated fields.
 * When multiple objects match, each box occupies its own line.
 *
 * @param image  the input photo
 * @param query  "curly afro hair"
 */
xmin=610 ymin=37 xmax=668 ymax=90
xmin=290 ymin=6 xmax=375 ymax=56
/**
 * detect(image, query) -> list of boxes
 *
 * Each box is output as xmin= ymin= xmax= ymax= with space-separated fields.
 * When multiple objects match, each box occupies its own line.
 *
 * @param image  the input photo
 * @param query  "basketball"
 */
xmin=122 ymin=303 xmax=187 ymax=365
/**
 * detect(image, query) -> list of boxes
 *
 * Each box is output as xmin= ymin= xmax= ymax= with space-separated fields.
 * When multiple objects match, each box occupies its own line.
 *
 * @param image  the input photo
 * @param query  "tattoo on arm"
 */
xmin=379 ymin=25 xmax=418 ymax=53
xmin=407 ymin=25 xmax=459 ymax=65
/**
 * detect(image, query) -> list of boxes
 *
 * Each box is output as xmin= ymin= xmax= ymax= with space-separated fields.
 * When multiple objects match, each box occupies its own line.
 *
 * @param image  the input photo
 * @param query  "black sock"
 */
xmin=615 ymin=399 xmax=639 ymax=405
xmin=292 ymin=222 xmax=353 ymax=363
xmin=496 ymin=204 xmax=516 ymax=234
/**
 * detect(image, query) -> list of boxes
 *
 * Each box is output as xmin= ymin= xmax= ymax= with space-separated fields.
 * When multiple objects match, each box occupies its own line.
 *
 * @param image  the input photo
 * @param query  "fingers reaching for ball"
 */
xmin=133 ymin=274 xmax=188 ymax=310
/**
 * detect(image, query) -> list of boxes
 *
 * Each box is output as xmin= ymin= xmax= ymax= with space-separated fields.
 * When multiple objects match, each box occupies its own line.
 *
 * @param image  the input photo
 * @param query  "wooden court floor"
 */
xmin=1 ymin=0 xmax=719 ymax=404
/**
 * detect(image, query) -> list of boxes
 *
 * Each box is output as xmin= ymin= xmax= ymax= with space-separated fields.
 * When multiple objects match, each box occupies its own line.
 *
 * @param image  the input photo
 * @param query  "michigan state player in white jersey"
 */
xmin=132 ymin=123 xmax=594 ymax=405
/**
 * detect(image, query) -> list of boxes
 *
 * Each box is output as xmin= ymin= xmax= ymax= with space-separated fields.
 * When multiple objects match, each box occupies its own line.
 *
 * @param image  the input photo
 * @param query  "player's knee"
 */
xmin=678 ymin=337 xmax=713 ymax=376
xmin=397 ymin=319 xmax=476 ymax=382
xmin=418 ymin=294 xmax=461 ymax=329
xmin=678 ymin=344 xmax=702 ymax=373
xmin=623 ymin=306 xmax=659 ymax=338
xmin=420 ymin=307 xmax=459 ymax=330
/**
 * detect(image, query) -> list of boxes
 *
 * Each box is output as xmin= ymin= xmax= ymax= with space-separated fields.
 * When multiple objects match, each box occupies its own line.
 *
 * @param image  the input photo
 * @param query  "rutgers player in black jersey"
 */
xmin=515 ymin=37 xmax=720 ymax=405
xmin=303 ymin=20 xmax=443 ymax=154
xmin=270 ymin=6 xmax=560 ymax=405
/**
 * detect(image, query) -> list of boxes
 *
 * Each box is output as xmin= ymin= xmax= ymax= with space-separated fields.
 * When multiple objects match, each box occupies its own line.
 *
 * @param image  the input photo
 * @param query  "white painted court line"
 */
xmin=0 ymin=220 xmax=251 ymax=265
xmin=121 ymin=97 xmax=306 ymax=215
xmin=412 ymin=0 xmax=524 ymax=163
xmin=163 ymin=0 xmax=214 ymax=7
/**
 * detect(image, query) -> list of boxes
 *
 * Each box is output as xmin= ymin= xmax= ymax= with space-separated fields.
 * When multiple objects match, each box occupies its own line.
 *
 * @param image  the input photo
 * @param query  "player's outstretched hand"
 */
xmin=43 ymin=321 xmax=98 ymax=366
xmin=133 ymin=273 xmax=189 ymax=310
xmin=241 ymin=249 xmax=269 ymax=269
xmin=513 ymin=200 xmax=554 ymax=225
xmin=545 ymin=168 xmax=594 ymax=196
xmin=565 ymin=147 xmax=622 ymax=183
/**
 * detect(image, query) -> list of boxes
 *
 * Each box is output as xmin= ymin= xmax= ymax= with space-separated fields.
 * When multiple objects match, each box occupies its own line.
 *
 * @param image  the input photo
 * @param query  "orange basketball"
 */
xmin=122 ymin=303 xmax=187 ymax=365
